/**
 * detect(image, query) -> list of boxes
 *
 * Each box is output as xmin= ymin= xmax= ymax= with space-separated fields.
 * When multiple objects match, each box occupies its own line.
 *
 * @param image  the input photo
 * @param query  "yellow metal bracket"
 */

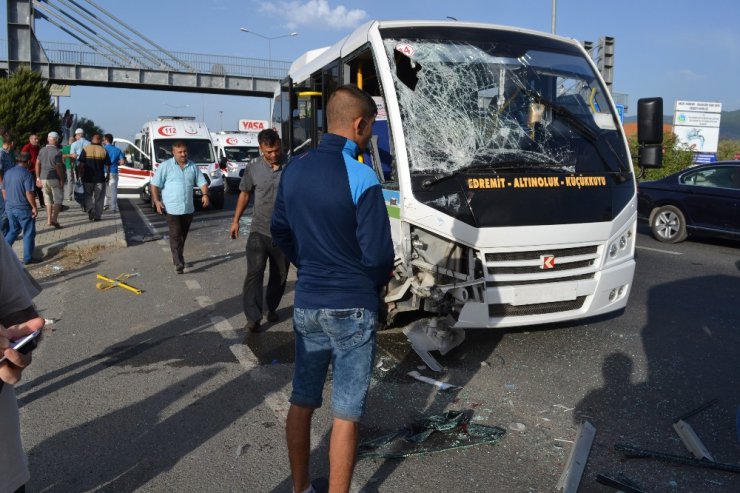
xmin=96 ymin=273 xmax=142 ymax=295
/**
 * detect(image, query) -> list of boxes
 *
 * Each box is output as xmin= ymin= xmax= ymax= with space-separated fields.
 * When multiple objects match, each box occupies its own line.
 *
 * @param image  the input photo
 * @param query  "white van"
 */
xmin=115 ymin=117 xmax=226 ymax=209
xmin=211 ymin=131 xmax=261 ymax=192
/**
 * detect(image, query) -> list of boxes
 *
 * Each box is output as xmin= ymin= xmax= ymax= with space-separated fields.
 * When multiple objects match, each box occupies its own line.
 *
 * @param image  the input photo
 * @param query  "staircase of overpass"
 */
xmin=4 ymin=0 xmax=289 ymax=97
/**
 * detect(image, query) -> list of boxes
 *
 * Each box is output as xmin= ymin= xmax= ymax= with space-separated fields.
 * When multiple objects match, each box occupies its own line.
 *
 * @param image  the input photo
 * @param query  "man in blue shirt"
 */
xmin=103 ymin=134 xmax=125 ymax=213
xmin=2 ymin=152 xmax=38 ymax=264
xmin=271 ymin=85 xmax=394 ymax=493
xmin=68 ymin=128 xmax=89 ymax=164
xmin=150 ymin=140 xmax=209 ymax=274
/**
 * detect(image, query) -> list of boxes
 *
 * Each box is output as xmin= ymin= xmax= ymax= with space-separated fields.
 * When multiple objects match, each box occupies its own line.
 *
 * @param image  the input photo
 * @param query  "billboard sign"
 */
xmin=673 ymin=100 xmax=722 ymax=153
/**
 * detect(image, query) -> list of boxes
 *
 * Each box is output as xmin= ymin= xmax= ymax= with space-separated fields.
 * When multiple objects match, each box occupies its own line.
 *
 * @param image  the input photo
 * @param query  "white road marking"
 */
xmin=636 ymin=245 xmax=682 ymax=255
xmin=185 ymin=280 xmax=201 ymax=290
xmin=195 ymin=296 xmax=215 ymax=311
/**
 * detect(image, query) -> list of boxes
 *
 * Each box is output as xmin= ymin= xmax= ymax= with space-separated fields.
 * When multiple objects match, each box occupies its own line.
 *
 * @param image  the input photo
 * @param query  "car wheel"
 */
xmin=650 ymin=205 xmax=687 ymax=243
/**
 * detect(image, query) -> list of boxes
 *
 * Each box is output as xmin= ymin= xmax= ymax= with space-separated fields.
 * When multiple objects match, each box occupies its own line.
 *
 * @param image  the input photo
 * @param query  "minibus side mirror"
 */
xmin=637 ymin=97 xmax=663 ymax=169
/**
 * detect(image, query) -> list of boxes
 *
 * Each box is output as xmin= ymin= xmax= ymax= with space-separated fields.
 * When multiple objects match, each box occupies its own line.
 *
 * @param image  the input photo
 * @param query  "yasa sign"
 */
xmin=239 ymin=119 xmax=269 ymax=131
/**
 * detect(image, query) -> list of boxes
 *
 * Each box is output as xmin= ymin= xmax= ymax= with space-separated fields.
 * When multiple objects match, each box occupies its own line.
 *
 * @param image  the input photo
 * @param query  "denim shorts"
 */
xmin=290 ymin=307 xmax=377 ymax=421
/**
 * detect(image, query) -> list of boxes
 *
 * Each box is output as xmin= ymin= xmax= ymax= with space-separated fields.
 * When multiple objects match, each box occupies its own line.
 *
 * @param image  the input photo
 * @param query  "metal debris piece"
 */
xmin=95 ymin=273 xmax=142 ymax=295
xmin=595 ymin=474 xmax=647 ymax=493
xmin=615 ymin=443 xmax=740 ymax=474
xmin=674 ymin=398 xmax=719 ymax=423
xmin=407 ymin=370 xmax=461 ymax=391
xmin=673 ymin=419 xmax=715 ymax=461
xmin=358 ymin=409 xmax=506 ymax=459
xmin=557 ymin=421 xmax=596 ymax=493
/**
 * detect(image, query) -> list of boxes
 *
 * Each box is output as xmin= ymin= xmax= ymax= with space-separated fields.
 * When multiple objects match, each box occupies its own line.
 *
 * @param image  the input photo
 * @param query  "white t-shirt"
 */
xmin=0 ymin=237 xmax=41 ymax=493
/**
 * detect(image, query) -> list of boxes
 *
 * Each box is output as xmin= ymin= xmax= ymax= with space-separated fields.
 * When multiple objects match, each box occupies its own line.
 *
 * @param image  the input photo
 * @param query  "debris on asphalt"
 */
xmin=358 ymin=409 xmax=506 ymax=459
xmin=44 ymin=318 xmax=55 ymax=325
xmin=508 ymin=422 xmax=526 ymax=432
xmin=235 ymin=443 xmax=250 ymax=457
xmin=95 ymin=273 xmax=143 ymax=295
xmin=556 ymin=420 xmax=596 ymax=493
xmin=615 ymin=443 xmax=740 ymax=473
xmin=51 ymin=265 xmax=63 ymax=272
xmin=595 ymin=473 xmax=647 ymax=493
xmin=407 ymin=370 xmax=461 ymax=391
xmin=553 ymin=404 xmax=575 ymax=412
xmin=129 ymin=234 xmax=161 ymax=243
xmin=673 ymin=419 xmax=715 ymax=461
xmin=674 ymin=397 xmax=719 ymax=423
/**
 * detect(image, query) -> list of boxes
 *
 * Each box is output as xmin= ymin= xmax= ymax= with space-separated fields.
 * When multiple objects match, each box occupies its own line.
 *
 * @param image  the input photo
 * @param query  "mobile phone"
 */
xmin=0 ymin=330 xmax=41 ymax=364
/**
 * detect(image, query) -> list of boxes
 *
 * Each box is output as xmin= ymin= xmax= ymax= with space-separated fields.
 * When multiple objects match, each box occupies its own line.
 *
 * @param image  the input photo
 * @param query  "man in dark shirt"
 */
xmin=229 ymin=129 xmax=289 ymax=333
xmin=78 ymin=133 xmax=110 ymax=221
xmin=271 ymin=85 xmax=394 ymax=493
xmin=2 ymin=152 xmax=38 ymax=264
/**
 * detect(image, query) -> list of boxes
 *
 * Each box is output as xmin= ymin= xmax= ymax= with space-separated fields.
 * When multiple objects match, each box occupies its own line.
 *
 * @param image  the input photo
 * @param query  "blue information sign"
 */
xmin=615 ymin=104 xmax=625 ymax=124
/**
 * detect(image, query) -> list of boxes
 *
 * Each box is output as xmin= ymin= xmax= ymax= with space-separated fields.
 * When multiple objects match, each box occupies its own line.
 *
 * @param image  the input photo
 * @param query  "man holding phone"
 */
xmin=0 ymin=232 xmax=44 ymax=493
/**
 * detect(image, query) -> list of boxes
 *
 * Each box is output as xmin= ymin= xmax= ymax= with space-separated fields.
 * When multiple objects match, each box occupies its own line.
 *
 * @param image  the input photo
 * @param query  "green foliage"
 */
xmin=630 ymin=132 xmax=694 ymax=181
xmin=76 ymin=117 xmax=105 ymax=138
xmin=717 ymin=139 xmax=740 ymax=161
xmin=0 ymin=68 xmax=60 ymax=143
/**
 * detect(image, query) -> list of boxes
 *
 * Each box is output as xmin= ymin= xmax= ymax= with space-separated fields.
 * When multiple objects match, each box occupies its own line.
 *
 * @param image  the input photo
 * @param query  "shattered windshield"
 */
xmin=381 ymin=28 xmax=627 ymax=177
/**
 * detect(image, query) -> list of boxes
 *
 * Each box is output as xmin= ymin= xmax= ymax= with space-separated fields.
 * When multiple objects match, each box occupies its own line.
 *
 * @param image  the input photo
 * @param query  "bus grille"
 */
xmin=488 ymin=296 xmax=587 ymax=317
xmin=483 ymin=244 xmax=602 ymax=318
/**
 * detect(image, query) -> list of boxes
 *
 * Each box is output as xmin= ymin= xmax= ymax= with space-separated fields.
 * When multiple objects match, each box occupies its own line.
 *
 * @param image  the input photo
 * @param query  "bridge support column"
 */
xmin=7 ymin=0 xmax=48 ymax=72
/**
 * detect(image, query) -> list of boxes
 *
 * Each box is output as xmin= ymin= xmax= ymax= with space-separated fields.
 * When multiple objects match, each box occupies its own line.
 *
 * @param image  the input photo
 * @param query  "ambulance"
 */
xmin=211 ymin=131 xmax=261 ymax=192
xmin=114 ymin=116 xmax=225 ymax=209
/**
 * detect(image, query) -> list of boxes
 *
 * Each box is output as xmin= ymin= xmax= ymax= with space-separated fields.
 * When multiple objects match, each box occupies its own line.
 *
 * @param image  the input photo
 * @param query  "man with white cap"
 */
xmin=35 ymin=131 xmax=65 ymax=228
xmin=69 ymin=128 xmax=89 ymax=209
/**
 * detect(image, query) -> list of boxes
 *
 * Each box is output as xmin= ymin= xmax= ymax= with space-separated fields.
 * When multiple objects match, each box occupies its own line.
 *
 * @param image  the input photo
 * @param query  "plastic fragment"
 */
xmin=509 ymin=422 xmax=526 ymax=432
xmin=407 ymin=370 xmax=461 ymax=391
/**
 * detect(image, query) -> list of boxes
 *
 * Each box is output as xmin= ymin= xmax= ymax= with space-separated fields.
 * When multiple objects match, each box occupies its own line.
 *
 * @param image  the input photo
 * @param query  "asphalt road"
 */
xmin=16 ymin=193 xmax=740 ymax=493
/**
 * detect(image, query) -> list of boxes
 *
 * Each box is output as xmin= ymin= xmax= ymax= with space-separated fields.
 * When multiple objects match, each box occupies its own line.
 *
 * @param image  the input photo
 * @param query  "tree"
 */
xmin=0 ymin=67 xmax=60 ymax=143
xmin=76 ymin=117 xmax=105 ymax=138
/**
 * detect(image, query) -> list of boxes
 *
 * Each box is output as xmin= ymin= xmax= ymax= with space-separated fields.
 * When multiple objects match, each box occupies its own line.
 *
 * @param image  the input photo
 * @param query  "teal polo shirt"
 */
xmin=150 ymin=157 xmax=207 ymax=215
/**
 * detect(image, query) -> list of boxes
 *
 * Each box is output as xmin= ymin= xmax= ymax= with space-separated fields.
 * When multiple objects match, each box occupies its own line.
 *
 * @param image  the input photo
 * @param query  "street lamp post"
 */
xmin=239 ymin=28 xmax=298 ymax=75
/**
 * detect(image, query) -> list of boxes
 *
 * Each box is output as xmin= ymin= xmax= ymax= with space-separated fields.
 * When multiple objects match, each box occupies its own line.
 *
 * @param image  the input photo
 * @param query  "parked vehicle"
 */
xmin=211 ymin=131 xmax=260 ymax=192
xmin=114 ymin=117 xmax=225 ymax=209
xmin=273 ymin=19 xmax=664 ymax=365
xmin=638 ymin=161 xmax=740 ymax=243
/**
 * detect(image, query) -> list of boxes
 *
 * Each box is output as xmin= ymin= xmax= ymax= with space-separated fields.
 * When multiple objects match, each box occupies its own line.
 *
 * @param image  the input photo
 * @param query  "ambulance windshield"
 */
xmin=153 ymin=139 xmax=215 ymax=164
xmin=224 ymin=147 xmax=261 ymax=162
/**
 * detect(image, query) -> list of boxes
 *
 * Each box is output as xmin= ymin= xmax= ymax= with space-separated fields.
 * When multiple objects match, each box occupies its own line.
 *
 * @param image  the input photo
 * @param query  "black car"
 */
xmin=637 ymin=161 xmax=740 ymax=243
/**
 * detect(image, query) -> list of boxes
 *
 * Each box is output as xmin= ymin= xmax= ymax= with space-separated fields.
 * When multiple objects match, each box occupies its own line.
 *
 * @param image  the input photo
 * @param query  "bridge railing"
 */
xmin=1 ymin=39 xmax=291 ymax=80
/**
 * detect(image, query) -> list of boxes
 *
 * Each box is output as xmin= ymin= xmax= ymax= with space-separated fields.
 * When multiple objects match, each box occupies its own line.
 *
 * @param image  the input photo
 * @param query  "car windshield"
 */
xmin=381 ymin=27 xmax=628 ymax=176
xmin=153 ymin=139 xmax=215 ymax=164
xmin=224 ymin=147 xmax=260 ymax=162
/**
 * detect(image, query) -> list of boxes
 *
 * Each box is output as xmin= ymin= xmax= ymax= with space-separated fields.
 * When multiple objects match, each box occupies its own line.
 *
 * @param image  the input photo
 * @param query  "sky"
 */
xmin=2 ymin=0 xmax=739 ymax=140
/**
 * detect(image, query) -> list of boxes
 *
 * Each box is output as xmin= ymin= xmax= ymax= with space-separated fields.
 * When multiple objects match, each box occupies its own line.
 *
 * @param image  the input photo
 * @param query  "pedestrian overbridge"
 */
xmin=4 ymin=0 xmax=288 ymax=97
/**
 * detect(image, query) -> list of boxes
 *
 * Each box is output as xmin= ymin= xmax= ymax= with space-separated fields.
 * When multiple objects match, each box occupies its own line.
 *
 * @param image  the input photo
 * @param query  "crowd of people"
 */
xmin=2 ymin=84 xmax=394 ymax=493
xmin=0 ymin=127 xmax=125 ymax=266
